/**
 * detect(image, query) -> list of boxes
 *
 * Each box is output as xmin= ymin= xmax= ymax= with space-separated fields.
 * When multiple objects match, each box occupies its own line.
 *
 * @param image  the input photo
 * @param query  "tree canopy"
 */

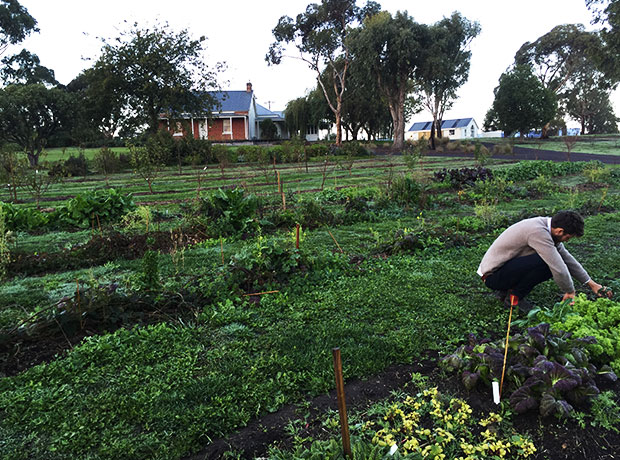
xmin=0 ymin=0 xmax=37 ymax=56
xmin=514 ymin=22 xmax=618 ymax=135
xmin=587 ymin=0 xmax=620 ymax=81
xmin=417 ymin=12 xmax=480 ymax=148
xmin=0 ymin=49 xmax=56 ymax=85
xmin=485 ymin=65 xmax=557 ymax=137
xmin=267 ymin=0 xmax=381 ymax=146
xmin=0 ymin=84 xmax=75 ymax=166
xmin=84 ymin=21 xmax=222 ymax=136
xmin=515 ymin=24 xmax=602 ymax=94
xmin=349 ymin=10 xmax=428 ymax=150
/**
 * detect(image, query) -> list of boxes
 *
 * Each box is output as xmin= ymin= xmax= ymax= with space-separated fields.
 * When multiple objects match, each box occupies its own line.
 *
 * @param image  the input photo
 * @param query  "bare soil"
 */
xmin=185 ymin=350 xmax=620 ymax=460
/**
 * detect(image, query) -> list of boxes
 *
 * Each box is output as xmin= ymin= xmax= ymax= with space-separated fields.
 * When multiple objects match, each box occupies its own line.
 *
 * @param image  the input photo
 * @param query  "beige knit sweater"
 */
xmin=477 ymin=217 xmax=590 ymax=293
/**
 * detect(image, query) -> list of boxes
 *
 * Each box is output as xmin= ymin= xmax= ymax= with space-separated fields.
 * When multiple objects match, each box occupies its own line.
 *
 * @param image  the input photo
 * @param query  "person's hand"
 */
xmin=588 ymin=280 xmax=613 ymax=299
xmin=561 ymin=292 xmax=576 ymax=304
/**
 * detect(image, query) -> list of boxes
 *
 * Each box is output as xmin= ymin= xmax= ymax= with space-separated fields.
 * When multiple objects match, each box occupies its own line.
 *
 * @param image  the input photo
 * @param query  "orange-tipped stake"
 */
xmin=500 ymin=294 xmax=517 ymax=398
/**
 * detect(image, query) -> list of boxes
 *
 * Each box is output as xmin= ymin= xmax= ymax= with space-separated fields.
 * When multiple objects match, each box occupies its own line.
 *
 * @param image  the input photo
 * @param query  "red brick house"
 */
xmin=158 ymin=83 xmax=288 ymax=141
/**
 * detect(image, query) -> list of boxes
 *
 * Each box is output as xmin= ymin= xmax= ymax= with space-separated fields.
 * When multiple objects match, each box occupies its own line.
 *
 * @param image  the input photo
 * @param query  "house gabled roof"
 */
xmin=211 ymin=90 xmax=253 ymax=114
xmin=408 ymin=118 xmax=476 ymax=132
xmin=256 ymin=103 xmax=285 ymax=122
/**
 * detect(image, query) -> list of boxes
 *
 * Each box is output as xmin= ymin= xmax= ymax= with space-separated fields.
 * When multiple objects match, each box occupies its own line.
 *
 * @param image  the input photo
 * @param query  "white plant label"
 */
xmin=492 ymin=381 xmax=500 ymax=404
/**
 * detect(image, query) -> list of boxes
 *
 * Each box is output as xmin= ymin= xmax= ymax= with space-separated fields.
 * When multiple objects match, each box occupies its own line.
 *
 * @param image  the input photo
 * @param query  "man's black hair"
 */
xmin=551 ymin=210 xmax=584 ymax=237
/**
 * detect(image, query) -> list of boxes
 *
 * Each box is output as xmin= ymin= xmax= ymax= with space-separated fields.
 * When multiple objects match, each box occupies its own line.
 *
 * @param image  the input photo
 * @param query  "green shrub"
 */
xmin=281 ymin=137 xmax=305 ymax=164
xmin=0 ymin=201 xmax=49 ymax=231
xmin=494 ymin=161 xmax=587 ymax=182
xmin=306 ymin=143 xmax=329 ymax=158
xmin=228 ymin=234 xmax=303 ymax=291
xmin=198 ymin=187 xmax=259 ymax=236
xmin=93 ymin=147 xmax=121 ymax=175
xmin=386 ymin=175 xmax=422 ymax=208
xmin=54 ymin=188 xmax=136 ymax=229
xmin=49 ymin=153 xmax=90 ymax=177
xmin=294 ymin=197 xmax=336 ymax=228
xmin=341 ymin=140 xmax=370 ymax=157
xmin=583 ymin=162 xmax=610 ymax=183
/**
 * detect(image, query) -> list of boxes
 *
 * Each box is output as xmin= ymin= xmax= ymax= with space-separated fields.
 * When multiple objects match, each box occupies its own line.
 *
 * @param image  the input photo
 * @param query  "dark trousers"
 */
xmin=484 ymin=253 xmax=552 ymax=299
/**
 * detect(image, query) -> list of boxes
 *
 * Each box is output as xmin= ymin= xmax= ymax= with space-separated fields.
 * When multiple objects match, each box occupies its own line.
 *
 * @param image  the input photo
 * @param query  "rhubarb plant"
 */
xmin=441 ymin=324 xmax=618 ymax=417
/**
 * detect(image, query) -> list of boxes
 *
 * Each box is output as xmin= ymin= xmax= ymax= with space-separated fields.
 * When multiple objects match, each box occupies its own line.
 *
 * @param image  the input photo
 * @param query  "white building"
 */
xmin=406 ymin=118 xmax=480 ymax=141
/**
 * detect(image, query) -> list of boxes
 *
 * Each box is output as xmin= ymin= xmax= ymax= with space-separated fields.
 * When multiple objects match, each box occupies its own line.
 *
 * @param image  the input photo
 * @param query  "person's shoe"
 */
xmin=504 ymin=294 xmax=534 ymax=314
xmin=494 ymin=290 xmax=508 ymax=303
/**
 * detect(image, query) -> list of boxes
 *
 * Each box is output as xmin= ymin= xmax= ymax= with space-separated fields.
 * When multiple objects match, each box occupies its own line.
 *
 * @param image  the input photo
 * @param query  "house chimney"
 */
xmin=246 ymin=82 xmax=252 ymax=92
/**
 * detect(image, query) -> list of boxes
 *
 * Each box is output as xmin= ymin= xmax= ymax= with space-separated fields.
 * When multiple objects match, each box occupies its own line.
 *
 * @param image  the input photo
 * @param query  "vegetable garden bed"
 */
xmin=0 ymin=151 xmax=619 ymax=459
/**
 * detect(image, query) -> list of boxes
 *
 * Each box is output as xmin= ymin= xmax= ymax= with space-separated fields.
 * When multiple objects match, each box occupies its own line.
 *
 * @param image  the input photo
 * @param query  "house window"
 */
xmin=306 ymin=125 xmax=317 ymax=135
xmin=449 ymin=129 xmax=455 ymax=136
xmin=470 ymin=125 xmax=475 ymax=137
xmin=222 ymin=118 xmax=232 ymax=134
xmin=173 ymin=121 xmax=183 ymax=137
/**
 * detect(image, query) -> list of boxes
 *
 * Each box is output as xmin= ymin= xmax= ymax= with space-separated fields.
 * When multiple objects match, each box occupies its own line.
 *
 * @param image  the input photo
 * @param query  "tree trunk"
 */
xmin=541 ymin=122 xmax=550 ymax=139
xmin=429 ymin=123 xmax=436 ymax=150
xmin=27 ymin=149 xmax=40 ymax=167
xmin=387 ymin=86 xmax=406 ymax=152
xmin=335 ymin=98 xmax=343 ymax=147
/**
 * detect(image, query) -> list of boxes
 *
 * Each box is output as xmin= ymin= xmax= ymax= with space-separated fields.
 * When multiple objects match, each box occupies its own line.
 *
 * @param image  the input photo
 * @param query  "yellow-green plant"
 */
xmin=122 ymin=205 xmax=152 ymax=233
xmin=583 ymin=163 xmax=610 ymax=184
xmin=474 ymin=201 xmax=502 ymax=227
xmin=0 ymin=208 xmax=11 ymax=280
xmin=364 ymin=386 xmax=536 ymax=459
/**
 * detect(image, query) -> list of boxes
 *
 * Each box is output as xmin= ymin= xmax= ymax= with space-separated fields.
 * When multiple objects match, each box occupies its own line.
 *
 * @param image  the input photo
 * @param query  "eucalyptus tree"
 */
xmin=587 ymin=0 xmax=620 ymax=81
xmin=313 ymin=57 xmax=389 ymax=140
xmin=417 ymin=12 xmax=480 ymax=149
xmin=562 ymin=63 xmax=619 ymax=134
xmin=86 ymin=21 xmax=222 ymax=136
xmin=67 ymin=63 xmax=126 ymax=142
xmin=0 ymin=1 xmax=52 ymax=88
xmin=266 ymin=0 xmax=381 ymax=146
xmin=348 ymin=10 xmax=429 ymax=150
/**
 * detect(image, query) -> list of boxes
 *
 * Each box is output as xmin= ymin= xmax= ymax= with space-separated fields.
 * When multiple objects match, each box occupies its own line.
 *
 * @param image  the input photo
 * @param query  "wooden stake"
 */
xmin=277 ymin=170 xmax=281 ymax=194
xmin=327 ymin=229 xmax=344 ymax=253
xmin=220 ymin=237 xmax=225 ymax=265
xmin=76 ymin=279 xmax=84 ymax=330
xmin=296 ymin=223 xmax=300 ymax=250
xmin=332 ymin=348 xmax=352 ymax=458
xmin=243 ymin=290 xmax=280 ymax=296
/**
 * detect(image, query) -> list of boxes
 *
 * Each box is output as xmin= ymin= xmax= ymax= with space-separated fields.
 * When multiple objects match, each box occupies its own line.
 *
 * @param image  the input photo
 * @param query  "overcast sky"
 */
xmin=13 ymin=0 xmax=619 ymax=130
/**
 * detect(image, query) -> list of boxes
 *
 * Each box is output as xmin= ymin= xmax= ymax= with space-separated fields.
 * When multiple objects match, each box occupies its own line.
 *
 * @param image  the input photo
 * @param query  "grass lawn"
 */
xmin=492 ymin=134 xmax=620 ymax=156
